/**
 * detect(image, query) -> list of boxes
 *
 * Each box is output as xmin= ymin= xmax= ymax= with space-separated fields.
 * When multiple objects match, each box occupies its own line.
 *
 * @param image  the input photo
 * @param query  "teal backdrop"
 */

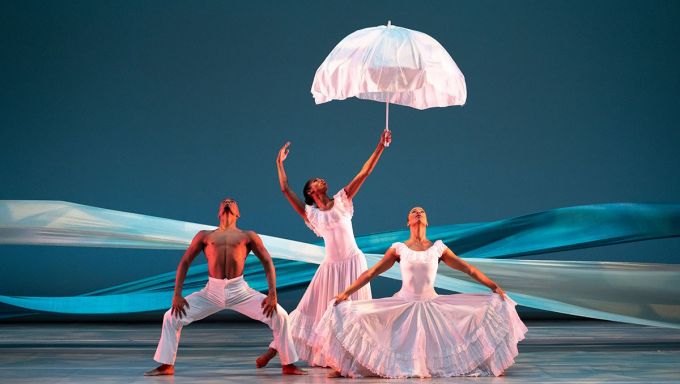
xmin=0 ymin=1 xmax=679 ymax=320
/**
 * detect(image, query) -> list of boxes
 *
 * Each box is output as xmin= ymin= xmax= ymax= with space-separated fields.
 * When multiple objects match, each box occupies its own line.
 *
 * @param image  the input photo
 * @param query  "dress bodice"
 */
xmin=305 ymin=189 xmax=362 ymax=262
xmin=391 ymin=240 xmax=447 ymax=300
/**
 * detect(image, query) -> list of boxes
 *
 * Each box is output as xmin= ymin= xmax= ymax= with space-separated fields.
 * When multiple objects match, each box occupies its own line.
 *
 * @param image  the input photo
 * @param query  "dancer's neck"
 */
xmin=218 ymin=217 xmax=238 ymax=230
xmin=408 ymin=224 xmax=428 ymax=243
xmin=313 ymin=194 xmax=333 ymax=210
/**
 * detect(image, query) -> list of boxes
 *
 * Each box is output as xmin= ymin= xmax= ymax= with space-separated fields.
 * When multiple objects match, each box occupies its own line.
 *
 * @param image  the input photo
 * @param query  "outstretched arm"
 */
xmin=171 ymin=231 xmax=206 ymax=318
xmin=334 ymin=247 xmax=399 ymax=305
xmin=343 ymin=130 xmax=391 ymax=200
xmin=276 ymin=142 xmax=307 ymax=221
xmin=440 ymin=248 xmax=506 ymax=300
xmin=248 ymin=231 xmax=278 ymax=318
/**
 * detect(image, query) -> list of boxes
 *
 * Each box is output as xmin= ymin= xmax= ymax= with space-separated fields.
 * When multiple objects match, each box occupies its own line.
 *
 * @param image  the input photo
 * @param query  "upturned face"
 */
xmin=307 ymin=178 xmax=328 ymax=196
xmin=218 ymin=198 xmax=240 ymax=219
xmin=407 ymin=206 xmax=428 ymax=227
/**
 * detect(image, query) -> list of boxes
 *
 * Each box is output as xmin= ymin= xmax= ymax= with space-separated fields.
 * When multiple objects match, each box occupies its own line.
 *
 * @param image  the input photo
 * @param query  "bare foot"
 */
xmin=282 ymin=364 xmax=308 ymax=375
xmin=327 ymin=370 xmax=343 ymax=378
xmin=256 ymin=348 xmax=277 ymax=368
xmin=144 ymin=364 xmax=174 ymax=376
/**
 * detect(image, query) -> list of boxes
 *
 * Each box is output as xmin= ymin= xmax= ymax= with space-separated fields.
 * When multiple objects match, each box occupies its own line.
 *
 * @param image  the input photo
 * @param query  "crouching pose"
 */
xmin=145 ymin=198 xmax=306 ymax=376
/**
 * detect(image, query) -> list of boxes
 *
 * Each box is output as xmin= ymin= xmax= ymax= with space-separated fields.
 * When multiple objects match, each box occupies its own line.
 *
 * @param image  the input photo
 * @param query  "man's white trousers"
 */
xmin=153 ymin=276 xmax=298 ymax=365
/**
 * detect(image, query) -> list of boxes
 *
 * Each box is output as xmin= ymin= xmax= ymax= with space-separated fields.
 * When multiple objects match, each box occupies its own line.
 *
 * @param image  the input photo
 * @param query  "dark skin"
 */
xmin=328 ymin=207 xmax=506 ymax=378
xmin=276 ymin=129 xmax=392 ymax=220
xmin=257 ymin=130 xmax=391 ymax=369
xmin=145 ymin=200 xmax=306 ymax=376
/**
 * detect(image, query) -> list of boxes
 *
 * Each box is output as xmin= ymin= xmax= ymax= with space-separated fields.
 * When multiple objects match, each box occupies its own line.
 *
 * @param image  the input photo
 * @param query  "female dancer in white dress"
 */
xmin=314 ymin=207 xmax=527 ymax=378
xmin=257 ymin=130 xmax=392 ymax=367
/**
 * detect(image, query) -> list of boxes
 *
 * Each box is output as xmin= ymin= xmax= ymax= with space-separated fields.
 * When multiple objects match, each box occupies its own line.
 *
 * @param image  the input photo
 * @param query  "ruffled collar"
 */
xmin=392 ymin=240 xmax=445 ymax=262
xmin=305 ymin=189 xmax=354 ymax=235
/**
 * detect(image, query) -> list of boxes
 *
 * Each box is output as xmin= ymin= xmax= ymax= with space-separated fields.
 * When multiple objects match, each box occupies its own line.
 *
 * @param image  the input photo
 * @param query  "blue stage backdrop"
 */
xmin=1 ymin=1 xmax=679 ymax=322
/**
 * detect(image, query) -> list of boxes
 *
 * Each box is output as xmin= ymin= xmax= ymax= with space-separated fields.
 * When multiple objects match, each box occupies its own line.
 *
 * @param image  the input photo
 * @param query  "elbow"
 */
xmin=177 ymin=260 xmax=190 ymax=271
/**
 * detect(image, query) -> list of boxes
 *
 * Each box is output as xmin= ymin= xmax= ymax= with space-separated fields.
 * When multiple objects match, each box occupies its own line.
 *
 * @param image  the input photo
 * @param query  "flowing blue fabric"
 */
xmin=0 ymin=200 xmax=679 ymax=328
xmin=355 ymin=203 xmax=680 ymax=257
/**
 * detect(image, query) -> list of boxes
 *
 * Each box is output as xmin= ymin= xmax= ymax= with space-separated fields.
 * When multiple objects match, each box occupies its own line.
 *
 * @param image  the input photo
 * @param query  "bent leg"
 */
xmin=153 ymin=289 xmax=222 ymax=365
xmin=227 ymin=284 xmax=299 ymax=365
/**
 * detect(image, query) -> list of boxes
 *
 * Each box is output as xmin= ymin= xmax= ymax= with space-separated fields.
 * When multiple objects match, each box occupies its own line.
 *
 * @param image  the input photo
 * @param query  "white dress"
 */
xmin=313 ymin=240 xmax=527 ymax=378
xmin=288 ymin=189 xmax=372 ymax=366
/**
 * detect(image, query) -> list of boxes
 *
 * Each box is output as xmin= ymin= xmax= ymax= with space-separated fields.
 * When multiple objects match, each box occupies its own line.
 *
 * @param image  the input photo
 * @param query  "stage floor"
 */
xmin=0 ymin=321 xmax=679 ymax=383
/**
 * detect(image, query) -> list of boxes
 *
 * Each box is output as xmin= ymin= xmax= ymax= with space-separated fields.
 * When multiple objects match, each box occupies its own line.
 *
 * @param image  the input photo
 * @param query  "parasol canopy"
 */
xmin=312 ymin=21 xmax=467 ymax=118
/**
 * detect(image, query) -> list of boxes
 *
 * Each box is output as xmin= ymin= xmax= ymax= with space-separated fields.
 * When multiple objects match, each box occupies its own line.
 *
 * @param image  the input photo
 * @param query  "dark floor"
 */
xmin=0 ymin=321 xmax=679 ymax=383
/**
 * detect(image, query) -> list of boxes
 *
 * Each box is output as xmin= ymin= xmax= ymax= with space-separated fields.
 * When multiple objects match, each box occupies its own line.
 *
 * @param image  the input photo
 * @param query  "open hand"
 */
xmin=261 ymin=293 xmax=278 ymax=318
xmin=277 ymin=142 xmax=291 ymax=163
xmin=379 ymin=129 xmax=392 ymax=147
xmin=333 ymin=292 xmax=349 ymax=306
xmin=171 ymin=295 xmax=190 ymax=319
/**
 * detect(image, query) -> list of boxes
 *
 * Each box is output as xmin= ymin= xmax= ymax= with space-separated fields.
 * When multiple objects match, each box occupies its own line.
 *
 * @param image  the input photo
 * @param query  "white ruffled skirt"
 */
xmin=288 ymin=254 xmax=371 ymax=366
xmin=313 ymin=293 xmax=527 ymax=378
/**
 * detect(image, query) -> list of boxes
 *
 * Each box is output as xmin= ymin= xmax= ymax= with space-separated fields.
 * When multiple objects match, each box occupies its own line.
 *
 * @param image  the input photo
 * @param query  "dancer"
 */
xmin=257 ymin=130 xmax=391 ymax=367
xmin=145 ymin=198 xmax=306 ymax=376
xmin=314 ymin=206 xmax=527 ymax=378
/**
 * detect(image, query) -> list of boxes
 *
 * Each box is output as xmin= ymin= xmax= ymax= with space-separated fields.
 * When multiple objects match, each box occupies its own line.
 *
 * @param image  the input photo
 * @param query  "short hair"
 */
xmin=303 ymin=179 xmax=315 ymax=206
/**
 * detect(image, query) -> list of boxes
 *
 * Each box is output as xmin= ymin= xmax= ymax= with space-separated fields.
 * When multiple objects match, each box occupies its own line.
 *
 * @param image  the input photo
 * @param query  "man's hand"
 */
xmin=171 ymin=295 xmax=189 ymax=319
xmin=277 ymin=142 xmax=290 ymax=164
xmin=261 ymin=293 xmax=278 ymax=318
xmin=333 ymin=292 xmax=349 ymax=306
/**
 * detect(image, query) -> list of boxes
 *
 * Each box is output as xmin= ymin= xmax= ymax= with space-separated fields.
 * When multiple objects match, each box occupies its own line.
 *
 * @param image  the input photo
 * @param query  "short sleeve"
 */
xmin=433 ymin=240 xmax=448 ymax=257
xmin=334 ymin=189 xmax=354 ymax=218
xmin=304 ymin=205 xmax=322 ymax=237
xmin=305 ymin=220 xmax=322 ymax=237
xmin=390 ymin=242 xmax=404 ymax=256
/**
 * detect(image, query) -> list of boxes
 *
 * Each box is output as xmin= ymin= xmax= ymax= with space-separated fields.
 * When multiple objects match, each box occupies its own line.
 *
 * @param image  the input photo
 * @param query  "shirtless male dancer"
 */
xmin=145 ymin=198 xmax=306 ymax=376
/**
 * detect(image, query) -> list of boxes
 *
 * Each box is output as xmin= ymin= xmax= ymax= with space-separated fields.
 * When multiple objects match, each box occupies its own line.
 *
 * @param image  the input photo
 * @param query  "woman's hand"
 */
xmin=379 ymin=129 xmax=392 ymax=148
xmin=492 ymin=286 xmax=507 ymax=301
xmin=277 ymin=142 xmax=291 ymax=164
xmin=333 ymin=292 xmax=349 ymax=306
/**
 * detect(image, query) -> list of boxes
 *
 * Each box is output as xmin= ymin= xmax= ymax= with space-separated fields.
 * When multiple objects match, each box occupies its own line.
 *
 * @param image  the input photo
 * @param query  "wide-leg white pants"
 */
xmin=153 ymin=276 xmax=298 ymax=365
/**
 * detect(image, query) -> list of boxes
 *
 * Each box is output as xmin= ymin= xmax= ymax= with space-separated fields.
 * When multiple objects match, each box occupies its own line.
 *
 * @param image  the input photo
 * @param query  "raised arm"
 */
xmin=247 ymin=231 xmax=278 ymax=318
xmin=171 ymin=231 xmax=206 ymax=318
xmin=440 ymin=247 xmax=506 ymax=300
xmin=276 ymin=142 xmax=307 ymax=221
xmin=334 ymin=247 xmax=399 ymax=305
xmin=343 ymin=130 xmax=391 ymax=200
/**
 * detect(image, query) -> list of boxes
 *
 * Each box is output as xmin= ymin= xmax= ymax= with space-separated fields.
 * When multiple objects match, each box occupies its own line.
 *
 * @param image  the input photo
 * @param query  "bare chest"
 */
xmin=203 ymin=231 xmax=249 ymax=257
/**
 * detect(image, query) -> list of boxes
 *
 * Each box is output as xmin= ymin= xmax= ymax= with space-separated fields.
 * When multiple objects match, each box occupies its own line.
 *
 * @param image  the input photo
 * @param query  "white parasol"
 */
xmin=312 ymin=21 xmax=467 ymax=145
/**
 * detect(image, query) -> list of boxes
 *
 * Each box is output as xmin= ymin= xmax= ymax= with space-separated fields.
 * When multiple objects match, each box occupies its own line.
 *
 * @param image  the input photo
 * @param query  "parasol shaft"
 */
xmin=384 ymin=99 xmax=391 ymax=147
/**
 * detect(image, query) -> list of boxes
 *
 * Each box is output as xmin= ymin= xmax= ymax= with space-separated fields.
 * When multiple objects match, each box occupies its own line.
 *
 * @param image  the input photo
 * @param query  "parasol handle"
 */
xmin=384 ymin=100 xmax=390 ymax=147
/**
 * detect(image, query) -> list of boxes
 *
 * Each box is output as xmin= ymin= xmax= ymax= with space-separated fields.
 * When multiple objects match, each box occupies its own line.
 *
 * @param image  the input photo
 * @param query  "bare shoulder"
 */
xmin=243 ymin=229 xmax=262 ymax=242
xmin=243 ymin=230 xmax=266 ymax=253
xmin=194 ymin=230 xmax=210 ymax=241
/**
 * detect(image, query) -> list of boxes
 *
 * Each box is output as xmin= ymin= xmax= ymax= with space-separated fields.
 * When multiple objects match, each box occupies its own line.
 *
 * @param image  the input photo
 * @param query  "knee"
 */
xmin=162 ymin=310 xmax=178 ymax=327
xmin=274 ymin=305 xmax=289 ymax=323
